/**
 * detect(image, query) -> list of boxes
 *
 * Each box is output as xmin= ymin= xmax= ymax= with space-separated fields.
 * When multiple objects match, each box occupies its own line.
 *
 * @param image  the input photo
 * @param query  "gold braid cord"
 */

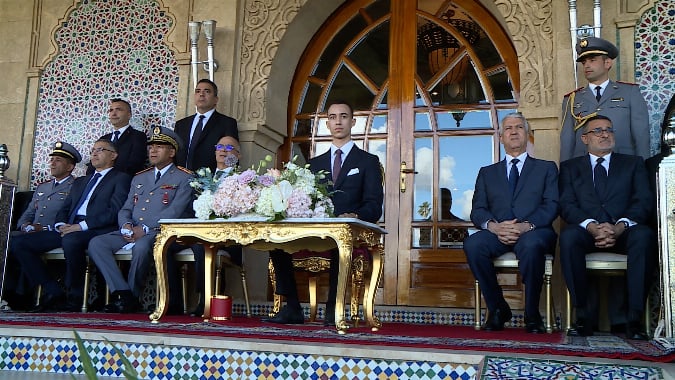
xmin=565 ymin=91 xmax=598 ymax=132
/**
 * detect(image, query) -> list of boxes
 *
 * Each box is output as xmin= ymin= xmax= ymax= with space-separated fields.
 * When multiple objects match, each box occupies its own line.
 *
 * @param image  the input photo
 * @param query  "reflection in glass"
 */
xmin=371 ymin=114 xmax=388 ymax=133
xmin=314 ymin=141 xmax=331 ymax=158
xmin=352 ymin=116 xmax=367 ymax=135
xmin=413 ymin=137 xmax=433 ymax=221
xmin=369 ymin=139 xmax=387 ymax=169
xmin=438 ymin=226 xmax=469 ymax=248
xmin=301 ymin=82 xmax=323 ymax=114
xmin=438 ymin=135 xmax=494 ymax=220
xmin=488 ymin=70 xmax=515 ymax=102
xmin=349 ymin=21 xmax=390 ymax=87
xmin=377 ymin=90 xmax=388 ymax=109
xmin=314 ymin=16 xmax=368 ymax=79
xmin=325 ymin=65 xmax=375 ymax=111
xmin=415 ymin=112 xmax=432 ymax=131
xmin=412 ymin=227 xmax=433 ymax=248
xmin=437 ymin=110 xmax=491 ymax=130
xmin=293 ymin=119 xmax=312 ymax=138
xmin=440 ymin=188 xmax=463 ymax=221
xmin=292 ymin=142 xmax=311 ymax=164
xmin=316 ymin=118 xmax=329 ymax=136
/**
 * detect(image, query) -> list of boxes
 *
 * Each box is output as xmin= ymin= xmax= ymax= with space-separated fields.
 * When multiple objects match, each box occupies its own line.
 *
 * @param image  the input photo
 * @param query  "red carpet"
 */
xmin=1 ymin=312 xmax=673 ymax=363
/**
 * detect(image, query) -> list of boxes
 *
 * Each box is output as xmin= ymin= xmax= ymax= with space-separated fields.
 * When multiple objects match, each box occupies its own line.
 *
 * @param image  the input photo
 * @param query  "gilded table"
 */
xmin=149 ymin=217 xmax=386 ymax=334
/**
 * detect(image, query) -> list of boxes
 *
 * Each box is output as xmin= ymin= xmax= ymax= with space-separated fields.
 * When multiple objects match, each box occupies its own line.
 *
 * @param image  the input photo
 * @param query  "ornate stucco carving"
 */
xmin=494 ymin=0 xmax=554 ymax=107
xmin=238 ymin=0 xmax=306 ymax=124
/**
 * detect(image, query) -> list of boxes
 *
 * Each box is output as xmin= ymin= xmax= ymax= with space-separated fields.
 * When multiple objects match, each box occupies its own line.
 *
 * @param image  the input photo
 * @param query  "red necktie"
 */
xmin=332 ymin=149 xmax=342 ymax=183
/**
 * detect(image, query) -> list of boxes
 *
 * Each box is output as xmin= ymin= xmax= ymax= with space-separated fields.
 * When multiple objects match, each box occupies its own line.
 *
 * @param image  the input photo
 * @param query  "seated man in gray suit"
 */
xmin=464 ymin=112 xmax=559 ymax=333
xmin=87 ymin=127 xmax=194 ymax=313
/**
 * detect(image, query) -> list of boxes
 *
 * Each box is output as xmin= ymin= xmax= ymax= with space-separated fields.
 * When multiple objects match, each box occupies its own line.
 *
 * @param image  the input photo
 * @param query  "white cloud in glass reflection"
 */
xmin=459 ymin=189 xmax=473 ymax=221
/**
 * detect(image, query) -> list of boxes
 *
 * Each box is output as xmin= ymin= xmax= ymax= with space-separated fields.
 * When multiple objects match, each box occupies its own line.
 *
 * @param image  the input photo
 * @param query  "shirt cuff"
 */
xmin=617 ymin=217 xmax=636 ymax=227
xmin=79 ymin=221 xmax=89 ymax=231
xmin=580 ymin=219 xmax=597 ymax=229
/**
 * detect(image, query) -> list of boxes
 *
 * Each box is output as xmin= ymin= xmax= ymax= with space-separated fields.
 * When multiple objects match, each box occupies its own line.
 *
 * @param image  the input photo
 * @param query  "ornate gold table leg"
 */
xmin=149 ymin=231 xmax=174 ymax=323
xmin=363 ymin=243 xmax=383 ymax=331
xmin=335 ymin=236 xmax=352 ymax=334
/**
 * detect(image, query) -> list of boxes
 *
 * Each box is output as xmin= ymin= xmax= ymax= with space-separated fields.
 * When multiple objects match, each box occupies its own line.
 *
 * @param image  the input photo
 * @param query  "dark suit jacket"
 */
xmin=56 ymin=169 xmax=132 ymax=234
xmin=174 ymin=111 xmax=239 ymax=171
xmin=87 ymin=127 xmax=148 ymax=176
xmin=470 ymin=156 xmax=559 ymax=229
xmin=559 ymin=153 xmax=653 ymax=225
xmin=309 ymin=146 xmax=383 ymax=223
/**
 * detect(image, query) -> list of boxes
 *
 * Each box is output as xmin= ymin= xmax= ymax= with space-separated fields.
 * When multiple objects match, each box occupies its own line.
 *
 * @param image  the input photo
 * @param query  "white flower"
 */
xmin=193 ymin=190 xmax=214 ymax=220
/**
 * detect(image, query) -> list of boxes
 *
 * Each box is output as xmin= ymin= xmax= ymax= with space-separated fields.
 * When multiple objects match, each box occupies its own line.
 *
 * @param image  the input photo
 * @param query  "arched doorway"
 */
xmin=283 ymin=0 xmax=521 ymax=308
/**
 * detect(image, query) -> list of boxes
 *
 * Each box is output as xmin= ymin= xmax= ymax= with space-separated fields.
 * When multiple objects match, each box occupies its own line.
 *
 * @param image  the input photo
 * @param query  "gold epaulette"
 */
xmin=176 ymin=166 xmax=193 ymax=174
xmin=135 ymin=167 xmax=153 ymax=175
xmin=615 ymin=80 xmax=637 ymax=86
xmin=562 ymin=90 xmax=598 ymax=132
xmin=563 ymin=87 xmax=584 ymax=98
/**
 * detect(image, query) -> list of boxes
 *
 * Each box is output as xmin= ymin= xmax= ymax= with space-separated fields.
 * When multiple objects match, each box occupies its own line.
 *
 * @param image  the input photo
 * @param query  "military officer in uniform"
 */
xmin=15 ymin=142 xmax=81 ymax=233
xmin=560 ymin=36 xmax=650 ymax=162
xmin=87 ymin=127 xmax=194 ymax=313
xmin=4 ymin=142 xmax=81 ymax=309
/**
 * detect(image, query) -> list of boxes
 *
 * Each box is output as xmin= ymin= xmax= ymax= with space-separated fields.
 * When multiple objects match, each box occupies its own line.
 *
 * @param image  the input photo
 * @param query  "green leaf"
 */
xmin=72 ymin=331 xmax=98 ymax=379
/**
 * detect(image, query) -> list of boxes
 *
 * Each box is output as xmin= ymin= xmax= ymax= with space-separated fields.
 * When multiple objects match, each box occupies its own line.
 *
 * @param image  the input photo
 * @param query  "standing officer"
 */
xmin=87 ymin=127 xmax=193 ymax=313
xmin=560 ymin=36 xmax=650 ymax=161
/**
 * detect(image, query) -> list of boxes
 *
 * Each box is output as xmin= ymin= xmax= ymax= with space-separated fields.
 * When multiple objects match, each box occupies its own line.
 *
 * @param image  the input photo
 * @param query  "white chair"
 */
xmin=565 ymin=252 xmax=650 ymax=333
xmin=474 ymin=252 xmax=555 ymax=333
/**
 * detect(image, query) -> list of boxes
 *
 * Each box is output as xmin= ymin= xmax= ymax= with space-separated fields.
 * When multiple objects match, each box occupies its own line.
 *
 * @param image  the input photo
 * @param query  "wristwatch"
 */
xmin=618 ymin=220 xmax=629 ymax=229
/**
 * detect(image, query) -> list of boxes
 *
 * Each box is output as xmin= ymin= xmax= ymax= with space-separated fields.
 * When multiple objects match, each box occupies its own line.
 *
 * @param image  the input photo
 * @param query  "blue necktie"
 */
xmin=112 ymin=130 xmax=120 ymax=143
xmin=594 ymin=157 xmax=607 ymax=196
xmin=69 ymin=173 xmax=101 ymax=223
xmin=508 ymin=158 xmax=520 ymax=195
xmin=187 ymin=115 xmax=205 ymax=169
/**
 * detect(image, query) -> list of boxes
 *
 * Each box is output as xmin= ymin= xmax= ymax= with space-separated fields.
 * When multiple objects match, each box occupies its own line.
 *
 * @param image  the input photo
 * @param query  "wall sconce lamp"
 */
xmin=188 ymin=20 xmax=218 ymax=88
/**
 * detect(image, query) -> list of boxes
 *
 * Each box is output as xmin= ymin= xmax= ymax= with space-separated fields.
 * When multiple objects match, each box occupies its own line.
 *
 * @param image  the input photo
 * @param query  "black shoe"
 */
xmin=525 ymin=313 xmax=546 ymax=334
xmin=63 ymin=294 xmax=84 ymax=313
xmin=626 ymin=320 xmax=649 ymax=340
xmin=29 ymin=292 xmax=66 ymax=313
xmin=323 ymin=304 xmax=335 ymax=327
xmin=482 ymin=306 xmax=512 ymax=331
xmin=189 ymin=302 xmax=205 ymax=317
xmin=103 ymin=292 xmax=139 ymax=313
xmin=263 ymin=305 xmax=304 ymax=324
xmin=567 ymin=317 xmax=593 ymax=337
xmin=610 ymin=323 xmax=627 ymax=334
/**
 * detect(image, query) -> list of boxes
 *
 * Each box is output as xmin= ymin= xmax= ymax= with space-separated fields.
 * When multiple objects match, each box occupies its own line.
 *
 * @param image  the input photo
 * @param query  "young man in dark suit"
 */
xmin=174 ymin=79 xmax=239 ymax=171
xmin=87 ymin=99 xmax=147 ymax=176
xmin=559 ymin=115 xmax=655 ymax=340
xmin=266 ymin=101 xmax=384 ymax=326
xmin=12 ymin=139 xmax=131 ymax=312
xmin=464 ymin=112 xmax=559 ymax=333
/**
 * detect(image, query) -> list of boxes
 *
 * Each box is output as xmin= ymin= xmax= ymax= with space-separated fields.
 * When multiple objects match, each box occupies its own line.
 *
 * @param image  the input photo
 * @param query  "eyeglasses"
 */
xmin=90 ymin=147 xmax=115 ymax=154
xmin=215 ymin=144 xmax=239 ymax=152
xmin=583 ymin=127 xmax=615 ymax=136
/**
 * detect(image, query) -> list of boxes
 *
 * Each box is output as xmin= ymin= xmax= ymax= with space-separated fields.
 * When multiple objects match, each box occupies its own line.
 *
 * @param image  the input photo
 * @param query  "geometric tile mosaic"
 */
xmin=482 ymin=356 xmax=664 ymax=380
xmin=0 ymin=336 xmax=478 ymax=380
xmin=635 ymin=0 xmax=675 ymax=155
xmin=33 ymin=0 xmax=178 ymax=186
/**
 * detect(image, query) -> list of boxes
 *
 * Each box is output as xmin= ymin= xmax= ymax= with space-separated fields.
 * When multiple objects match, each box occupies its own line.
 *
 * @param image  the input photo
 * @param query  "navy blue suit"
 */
xmin=464 ymin=156 xmax=559 ymax=316
xmin=174 ymin=111 xmax=238 ymax=171
xmin=12 ymin=169 xmax=131 ymax=300
xmin=271 ymin=145 xmax=383 ymax=310
xmin=87 ymin=127 xmax=148 ymax=176
xmin=559 ymin=153 xmax=655 ymax=315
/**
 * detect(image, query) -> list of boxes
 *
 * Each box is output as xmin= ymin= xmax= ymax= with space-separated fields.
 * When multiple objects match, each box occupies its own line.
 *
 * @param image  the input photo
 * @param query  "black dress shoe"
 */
xmin=626 ymin=320 xmax=649 ymax=340
xmin=482 ymin=306 xmax=512 ymax=331
xmin=263 ymin=305 xmax=304 ymax=324
xmin=103 ymin=295 xmax=139 ymax=314
xmin=189 ymin=303 xmax=205 ymax=317
xmin=525 ymin=313 xmax=546 ymax=334
xmin=567 ymin=317 xmax=593 ymax=337
xmin=29 ymin=292 xmax=66 ymax=313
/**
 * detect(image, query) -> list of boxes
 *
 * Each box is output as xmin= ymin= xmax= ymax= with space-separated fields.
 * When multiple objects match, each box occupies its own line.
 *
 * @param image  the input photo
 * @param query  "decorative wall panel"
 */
xmin=635 ymin=0 xmax=675 ymax=153
xmin=33 ymin=0 xmax=179 ymax=186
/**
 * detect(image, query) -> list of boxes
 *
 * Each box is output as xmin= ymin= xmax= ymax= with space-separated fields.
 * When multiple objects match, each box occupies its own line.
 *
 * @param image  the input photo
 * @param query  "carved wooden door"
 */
xmin=286 ymin=0 xmax=523 ymax=308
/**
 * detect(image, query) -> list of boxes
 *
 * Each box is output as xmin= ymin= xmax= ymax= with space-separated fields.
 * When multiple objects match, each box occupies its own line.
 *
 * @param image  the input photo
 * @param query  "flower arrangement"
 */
xmin=190 ymin=156 xmax=334 ymax=221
